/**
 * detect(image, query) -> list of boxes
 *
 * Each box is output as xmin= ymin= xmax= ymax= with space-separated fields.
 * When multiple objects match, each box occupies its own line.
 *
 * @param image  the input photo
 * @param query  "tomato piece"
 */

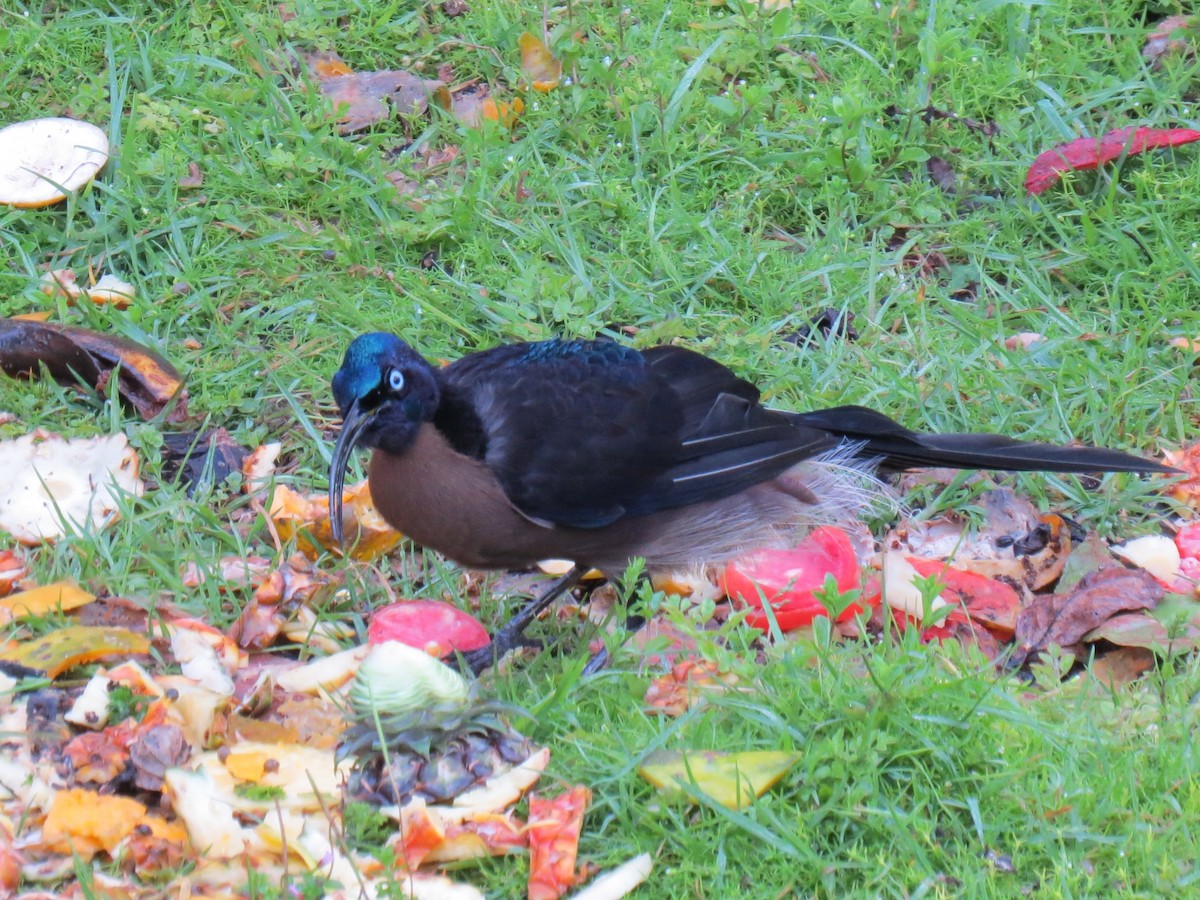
xmin=723 ymin=526 xmax=864 ymax=631
xmin=367 ymin=600 xmax=490 ymax=657
xmin=906 ymin=558 xmax=1021 ymax=639
xmin=1176 ymin=523 xmax=1200 ymax=562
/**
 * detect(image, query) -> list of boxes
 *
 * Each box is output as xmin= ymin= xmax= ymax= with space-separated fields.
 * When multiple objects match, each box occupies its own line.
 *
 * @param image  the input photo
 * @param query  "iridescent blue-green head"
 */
xmin=329 ymin=332 xmax=440 ymax=544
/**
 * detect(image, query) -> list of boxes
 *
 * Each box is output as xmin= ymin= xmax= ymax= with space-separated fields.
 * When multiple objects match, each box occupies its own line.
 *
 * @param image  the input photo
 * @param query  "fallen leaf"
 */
xmin=1144 ymin=15 xmax=1197 ymax=66
xmin=637 ymin=749 xmax=800 ymax=809
xmin=1083 ymin=612 xmax=1199 ymax=652
xmin=318 ymin=70 xmax=446 ymax=133
xmin=0 ymin=581 xmax=93 ymax=625
xmin=0 ymin=625 xmax=150 ymax=677
xmin=0 ymin=318 xmax=187 ymax=420
xmin=519 ymin=32 xmax=563 ymax=92
xmin=1083 ymin=647 xmax=1156 ymax=688
xmin=130 ymin=723 xmax=190 ymax=791
xmin=1013 ymin=567 xmax=1164 ymax=666
xmin=1057 ymin=531 xmax=1118 ymax=593
xmin=178 ymin=161 xmax=204 ymax=189
xmin=1025 ymin=126 xmax=1200 ymax=195
xmin=528 ymin=786 xmax=591 ymax=900
xmin=450 ymin=84 xmax=525 ymax=128
xmin=161 ymin=428 xmax=248 ymax=495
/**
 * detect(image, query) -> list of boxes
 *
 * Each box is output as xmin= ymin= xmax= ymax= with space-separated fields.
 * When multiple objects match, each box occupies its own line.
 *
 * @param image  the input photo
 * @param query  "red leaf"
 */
xmin=1025 ymin=126 xmax=1200 ymax=195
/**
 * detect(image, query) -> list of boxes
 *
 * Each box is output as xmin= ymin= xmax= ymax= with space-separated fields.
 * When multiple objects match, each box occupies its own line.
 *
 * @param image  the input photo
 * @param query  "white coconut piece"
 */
xmin=0 ymin=431 xmax=143 ymax=544
xmin=0 ymin=117 xmax=109 ymax=208
xmin=571 ymin=853 xmax=654 ymax=900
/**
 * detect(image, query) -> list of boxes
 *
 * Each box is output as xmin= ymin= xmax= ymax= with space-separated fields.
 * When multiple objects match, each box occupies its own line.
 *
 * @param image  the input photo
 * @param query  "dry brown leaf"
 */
xmin=450 ymin=84 xmax=524 ymax=128
xmin=0 ymin=318 xmax=187 ymax=420
xmin=1013 ymin=567 xmax=1164 ymax=667
xmin=319 ymin=70 xmax=446 ymax=133
xmin=129 ymin=723 xmax=190 ymax=791
xmin=1083 ymin=647 xmax=1156 ymax=688
xmin=1144 ymin=15 xmax=1197 ymax=66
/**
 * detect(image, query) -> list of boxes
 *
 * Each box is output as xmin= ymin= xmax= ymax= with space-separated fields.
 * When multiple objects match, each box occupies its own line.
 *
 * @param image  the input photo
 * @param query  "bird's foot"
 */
xmin=457 ymin=632 xmax=543 ymax=676
xmin=456 ymin=567 xmax=585 ymax=676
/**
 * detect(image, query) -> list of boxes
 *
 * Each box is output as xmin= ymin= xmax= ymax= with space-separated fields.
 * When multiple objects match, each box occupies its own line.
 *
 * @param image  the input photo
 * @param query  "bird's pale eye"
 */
xmin=387 ymin=368 xmax=405 ymax=392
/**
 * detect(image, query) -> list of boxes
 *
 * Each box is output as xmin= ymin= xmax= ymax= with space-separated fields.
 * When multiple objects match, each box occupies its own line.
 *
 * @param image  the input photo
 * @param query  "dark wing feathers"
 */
xmin=791 ymin=405 xmax=1167 ymax=475
xmin=439 ymin=342 xmax=1167 ymax=530
xmin=440 ymin=341 xmax=831 ymax=528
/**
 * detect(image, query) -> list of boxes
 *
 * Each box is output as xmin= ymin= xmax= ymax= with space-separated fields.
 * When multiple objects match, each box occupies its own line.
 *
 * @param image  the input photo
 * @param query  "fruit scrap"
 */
xmin=269 ymin=480 xmax=402 ymax=559
xmin=0 ymin=431 xmax=143 ymax=545
xmin=528 ymin=785 xmax=592 ymax=900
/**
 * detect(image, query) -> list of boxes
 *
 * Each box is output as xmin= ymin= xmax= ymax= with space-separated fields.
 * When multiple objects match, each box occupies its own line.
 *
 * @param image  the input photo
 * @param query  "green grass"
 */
xmin=2 ymin=0 xmax=1200 ymax=896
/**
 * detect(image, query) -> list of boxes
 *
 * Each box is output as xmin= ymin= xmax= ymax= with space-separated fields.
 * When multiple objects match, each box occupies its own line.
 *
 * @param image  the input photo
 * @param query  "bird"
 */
xmin=328 ymin=332 xmax=1171 ymax=674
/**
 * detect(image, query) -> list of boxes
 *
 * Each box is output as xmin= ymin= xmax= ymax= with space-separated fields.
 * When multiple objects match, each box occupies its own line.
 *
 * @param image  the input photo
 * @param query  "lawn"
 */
xmin=2 ymin=0 xmax=1200 ymax=896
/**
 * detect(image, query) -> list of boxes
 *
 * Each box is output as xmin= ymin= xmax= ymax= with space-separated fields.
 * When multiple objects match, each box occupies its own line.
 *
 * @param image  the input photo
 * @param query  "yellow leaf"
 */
xmin=0 ymin=625 xmax=150 ymax=677
xmin=519 ymin=32 xmax=562 ymax=92
xmin=0 ymin=580 xmax=94 ymax=625
xmin=481 ymin=96 xmax=525 ymax=127
xmin=638 ymin=749 xmax=800 ymax=809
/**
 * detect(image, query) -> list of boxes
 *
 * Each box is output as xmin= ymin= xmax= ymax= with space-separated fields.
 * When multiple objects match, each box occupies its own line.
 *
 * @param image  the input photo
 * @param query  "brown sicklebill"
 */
xmin=329 ymin=332 xmax=1171 ymax=674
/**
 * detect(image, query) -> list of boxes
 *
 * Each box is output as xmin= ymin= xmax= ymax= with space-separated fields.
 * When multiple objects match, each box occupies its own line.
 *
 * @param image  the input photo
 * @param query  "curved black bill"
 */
xmin=329 ymin=401 xmax=373 ymax=548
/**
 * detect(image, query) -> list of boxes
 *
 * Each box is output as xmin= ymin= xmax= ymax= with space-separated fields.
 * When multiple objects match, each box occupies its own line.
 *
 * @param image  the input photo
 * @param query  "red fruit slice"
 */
xmin=723 ymin=526 xmax=864 ymax=632
xmin=367 ymin=600 xmax=490 ymax=657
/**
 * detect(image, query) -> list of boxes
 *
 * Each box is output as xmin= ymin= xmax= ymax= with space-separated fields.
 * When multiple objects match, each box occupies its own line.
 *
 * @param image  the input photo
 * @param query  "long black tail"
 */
xmin=790 ymin=405 xmax=1172 ymax=475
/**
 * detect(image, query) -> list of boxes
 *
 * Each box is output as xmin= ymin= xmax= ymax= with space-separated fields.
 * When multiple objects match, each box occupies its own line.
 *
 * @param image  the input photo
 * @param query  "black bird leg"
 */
xmin=461 ymin=567 xmax=585 ymax=675
xmin=582 ymin=612 xmax=646 ymax=675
